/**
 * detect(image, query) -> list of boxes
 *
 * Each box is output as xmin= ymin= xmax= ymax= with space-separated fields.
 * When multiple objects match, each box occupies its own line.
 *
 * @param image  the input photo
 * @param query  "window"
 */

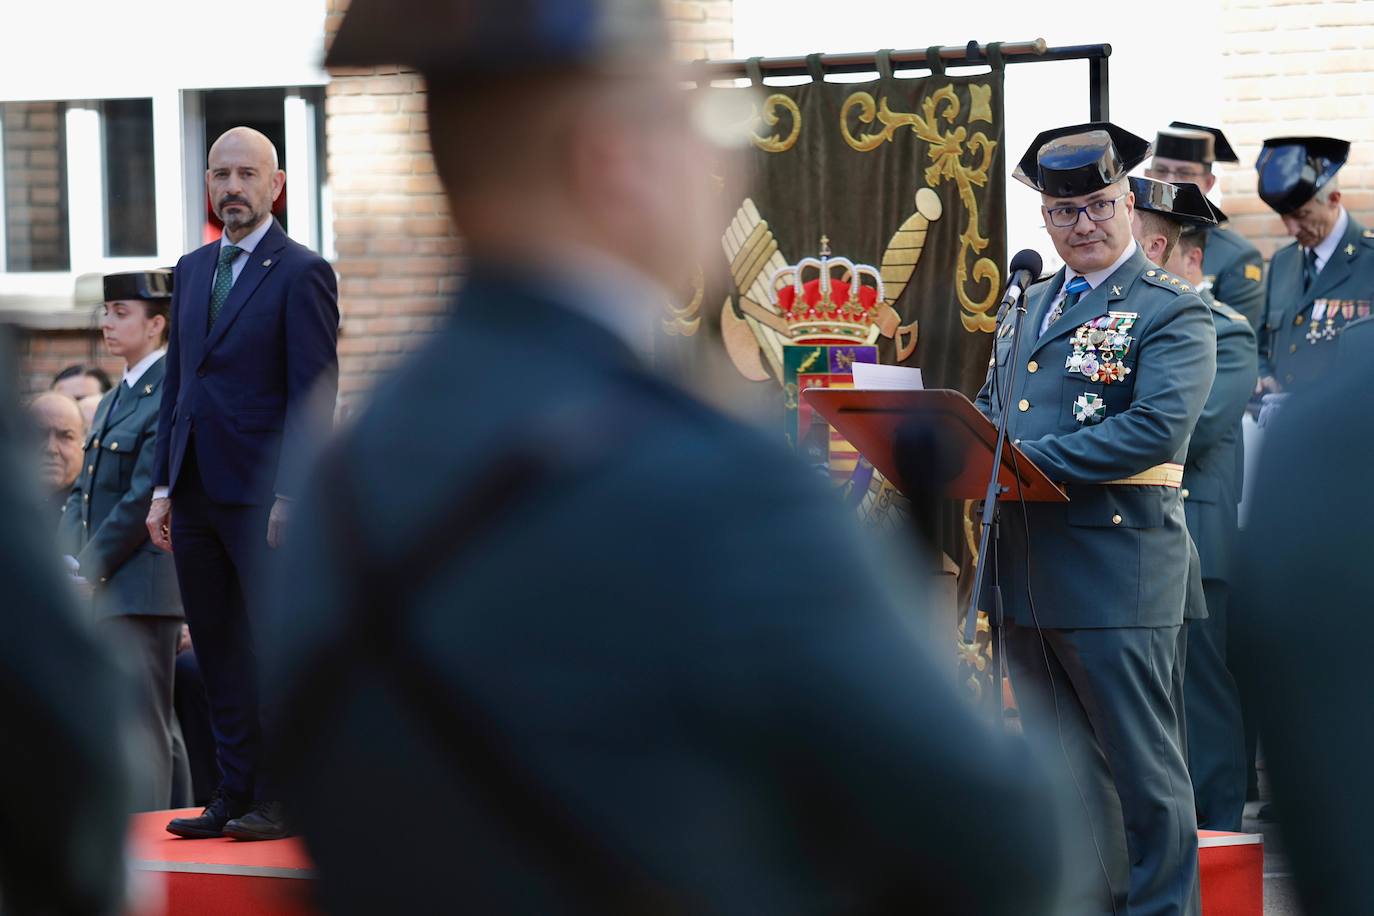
xmin=1 ymin=101 xmax=71 ymax=272
xmin=101 ymin=99 xmax=157 ymax=257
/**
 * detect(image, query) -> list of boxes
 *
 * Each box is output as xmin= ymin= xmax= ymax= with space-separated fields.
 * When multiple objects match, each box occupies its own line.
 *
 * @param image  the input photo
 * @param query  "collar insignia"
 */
xmin=143 ymin=384 xmax=154 ymax=395
xmin=1345 ymin=243 xmax=1356 ymax=256
xmin=1111 ymin=285 xmax=1122 ymax=296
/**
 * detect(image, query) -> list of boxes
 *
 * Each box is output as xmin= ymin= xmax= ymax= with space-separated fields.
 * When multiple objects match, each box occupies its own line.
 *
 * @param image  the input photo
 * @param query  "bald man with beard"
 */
xmin=148 ymin=125 xmax=339 ymax=842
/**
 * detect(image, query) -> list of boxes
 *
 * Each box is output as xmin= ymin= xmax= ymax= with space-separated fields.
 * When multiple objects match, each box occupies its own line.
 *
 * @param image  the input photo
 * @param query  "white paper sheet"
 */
xmin=851 ymin=362 xmax=924 ymax=391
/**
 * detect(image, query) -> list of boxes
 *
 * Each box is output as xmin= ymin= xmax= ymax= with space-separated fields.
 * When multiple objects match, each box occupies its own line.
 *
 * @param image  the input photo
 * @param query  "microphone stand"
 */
xmin=962 ymin=285 xmax=1033 ymax=701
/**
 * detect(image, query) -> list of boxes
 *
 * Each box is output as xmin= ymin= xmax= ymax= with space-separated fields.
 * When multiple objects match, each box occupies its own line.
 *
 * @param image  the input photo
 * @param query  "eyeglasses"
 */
xmin=1044 ymin=194 xmax=1127 ymax=228
xmin=1146 ymin=165 xmax=1208 ymax=182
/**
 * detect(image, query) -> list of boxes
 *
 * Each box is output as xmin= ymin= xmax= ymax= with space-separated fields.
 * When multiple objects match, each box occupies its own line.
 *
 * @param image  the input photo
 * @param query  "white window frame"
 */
xmin=0 ymin=81 xmax=328 ymax=313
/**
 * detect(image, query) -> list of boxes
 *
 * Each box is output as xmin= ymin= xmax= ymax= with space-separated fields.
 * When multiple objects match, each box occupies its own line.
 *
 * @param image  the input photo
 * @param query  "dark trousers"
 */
xmin=98 ymin=615 xmax=182 ymax=811
xmin=1182 ymin=582 xmax=1247 ymax=830
xmin=173 ymin=648 xmax=222 ymax=805
xmin=170 ymin=444 xmax=274 ymax=802
xmin=1006 ymin=622 xmax=1200 ymax=916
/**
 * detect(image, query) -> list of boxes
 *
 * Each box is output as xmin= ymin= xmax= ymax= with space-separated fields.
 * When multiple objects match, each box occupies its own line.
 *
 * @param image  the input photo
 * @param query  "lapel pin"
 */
xmin=1345 ymin=243 xmax=1356 ymax=256
xmin=143 ymin=384 xmax=153 ymax=395
xmin=1111 ymin=285 xmax=1122 ymax=296
xmin=263 ymin=258 xmax=272 ymax=267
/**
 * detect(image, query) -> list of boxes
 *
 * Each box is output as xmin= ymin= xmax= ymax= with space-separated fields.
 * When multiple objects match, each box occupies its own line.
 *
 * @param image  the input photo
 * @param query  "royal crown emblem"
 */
xmin=769 ymin=236 xmax=886 ymax=345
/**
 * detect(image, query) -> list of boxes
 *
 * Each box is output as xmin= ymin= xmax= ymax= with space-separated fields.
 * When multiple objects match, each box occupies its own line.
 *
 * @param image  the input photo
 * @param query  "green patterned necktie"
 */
xmin=208 ymin=244 xmax=243 ymax=330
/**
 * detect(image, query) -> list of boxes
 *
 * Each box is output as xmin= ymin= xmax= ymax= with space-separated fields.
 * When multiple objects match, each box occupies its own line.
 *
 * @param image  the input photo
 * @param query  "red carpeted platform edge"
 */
xmin=130 ymin=811 xmax=1261 ymax=916
xmin=131 ymin=809 xmax=317 ymax=916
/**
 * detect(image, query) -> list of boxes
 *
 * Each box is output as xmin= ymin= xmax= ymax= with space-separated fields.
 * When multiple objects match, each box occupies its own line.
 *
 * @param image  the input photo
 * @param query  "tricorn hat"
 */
xmin=1255 ymin=137 xmax=1350 ymax=215
xmin=1128 ymin=177 xmax=1220 ymax=230
xmin=325 ymin=0 xmax=668 ymax=75
xmin=1014 ymin=122 xmax=1152 ymax=198
xmin=103 ymin=269 xmax=173 ymax=302
xmin=1153 ymin=127 xmax=1217 ymax=166
xmin=1163 ymin=121 xmax=1239 ymax=163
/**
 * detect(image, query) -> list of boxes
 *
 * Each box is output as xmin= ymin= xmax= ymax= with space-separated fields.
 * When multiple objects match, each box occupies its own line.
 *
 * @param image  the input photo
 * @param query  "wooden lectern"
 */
xmin=802 ymin=388 xmax=1066 ymax=505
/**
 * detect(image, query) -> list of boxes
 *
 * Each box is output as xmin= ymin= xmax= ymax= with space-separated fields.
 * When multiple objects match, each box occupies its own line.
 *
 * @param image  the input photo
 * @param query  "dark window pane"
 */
xmin=3 ymin=101 xmax=70 ymax=272
xmin=201 ymin=88 xmax=288 ymax=236
xmin=102 ymin=99 xmax=157 ymax=257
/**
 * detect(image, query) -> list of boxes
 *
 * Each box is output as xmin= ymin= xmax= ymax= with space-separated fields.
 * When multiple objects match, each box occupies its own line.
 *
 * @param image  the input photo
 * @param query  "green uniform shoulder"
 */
xmin=1140 ymin=267 xmax=1196 ymax=295
xmin=1211 ymin=300 xmax=1250 ymax=324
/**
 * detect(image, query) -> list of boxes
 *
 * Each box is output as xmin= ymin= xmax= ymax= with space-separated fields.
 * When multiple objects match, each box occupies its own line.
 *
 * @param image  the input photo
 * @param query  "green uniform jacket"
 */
xmin=975 ymin=247 xmax=1216 ymax=628
xmin=58 ymin=357 xmax=182 ymax=621
xmin=1184 ymin=293 xmax=1257 ymax=585
xmin=1202 ymin=226 xmax=1266 ymax=333
xmin=1261 ymin=213 xmax=1374 ymax=390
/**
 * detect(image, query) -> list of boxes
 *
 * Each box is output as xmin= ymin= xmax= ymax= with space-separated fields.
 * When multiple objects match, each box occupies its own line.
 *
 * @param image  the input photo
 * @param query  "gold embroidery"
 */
xmin=750 ymin=94 xmax=801 ymax=154
xmin=840 ymin=85 xmax=1000 ymax=333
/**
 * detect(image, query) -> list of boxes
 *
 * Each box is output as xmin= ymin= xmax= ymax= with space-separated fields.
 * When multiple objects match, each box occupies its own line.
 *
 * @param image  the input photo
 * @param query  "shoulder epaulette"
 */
xmin=1212 ymin=300 xmax=1249 ymax=323
xmin=1141 ymin=267 xmax=1194 ymax=295
xmin=1361 ymin=228 xmax=1374 ymax=245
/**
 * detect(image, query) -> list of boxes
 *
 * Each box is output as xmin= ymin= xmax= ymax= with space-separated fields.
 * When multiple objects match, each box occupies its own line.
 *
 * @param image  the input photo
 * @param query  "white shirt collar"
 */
xmin=220 ymin=216 xmax=274 ymax=255
xmin=1066 ymin=239 xmax=1138 ymax=291
xmin=123 ymin=348 xmax=166 ymax=388
xmin=1309 ymin=206 xmax=1349 ymax=271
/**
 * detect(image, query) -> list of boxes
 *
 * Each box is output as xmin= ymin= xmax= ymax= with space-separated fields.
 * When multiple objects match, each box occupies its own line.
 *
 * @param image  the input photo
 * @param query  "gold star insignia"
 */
xmin=1111 ymin=285 xmax=1122 ymax=296
xmin=968 ymin=83 xmax=994 ymax=124
xmin=1170 ymin=278 xmax=1179 ymax=285
xmin=1345 ymin=243 xmax=1356 ymax=256
xmin=1182 ymin=284 xmax=1191 ymax=292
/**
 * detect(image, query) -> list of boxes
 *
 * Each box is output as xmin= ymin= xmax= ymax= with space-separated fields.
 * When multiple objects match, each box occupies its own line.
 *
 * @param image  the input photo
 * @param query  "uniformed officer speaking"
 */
xmin=977 ymin=123 xmax=1217 ymax=915
xmin=1255 ymin=136 xmax=1373 ymax=393
xmin=1146 ymin=123 xmax=1266 ymax=332
xmin=1131 ymin=178 xmax=1256 ymax=831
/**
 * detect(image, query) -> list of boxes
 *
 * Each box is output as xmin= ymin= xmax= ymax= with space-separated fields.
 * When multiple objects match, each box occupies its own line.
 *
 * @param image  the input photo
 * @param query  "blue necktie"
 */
xmin=1044 ymin=275 xmax=1090 ymax=333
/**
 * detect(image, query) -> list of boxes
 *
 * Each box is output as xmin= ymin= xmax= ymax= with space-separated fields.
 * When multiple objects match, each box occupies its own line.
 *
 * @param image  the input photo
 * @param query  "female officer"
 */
xmin=59 ymin=270 xmax=186 ymax=811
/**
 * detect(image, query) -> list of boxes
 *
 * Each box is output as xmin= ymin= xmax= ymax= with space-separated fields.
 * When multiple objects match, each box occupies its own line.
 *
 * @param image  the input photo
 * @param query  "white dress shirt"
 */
xmin=219 ymin=215 xmax=274 ymax=285
xmin=1307 ymin=206 xmax=1348 ymax=274
xmin=1040 ymin=239 xmax=1139 ymax=337
xmin=122 ymin=348 xmax=166 ymax=389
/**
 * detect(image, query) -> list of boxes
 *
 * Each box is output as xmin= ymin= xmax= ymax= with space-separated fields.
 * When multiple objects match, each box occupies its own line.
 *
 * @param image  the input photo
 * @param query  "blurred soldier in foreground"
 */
xmin=1131 ymin=178 xmax=1255 ymax=830
xmin=1233 ymin=355 xmax=1374 ymax=914
xmin=59 ymin=270 xmax=186 ymax=812
xmin=1255 ymin=136 xmax=1371 ymax=394
xmin=266 ymin=1 xmax=1067 ymax=913
xmin=0 ymin=332 xmax=134 ymax=916
xmin=981 ymin=124 xmax=1215 ymax=915
xmin=1146 ymin=124 xmax=1265 ymax=331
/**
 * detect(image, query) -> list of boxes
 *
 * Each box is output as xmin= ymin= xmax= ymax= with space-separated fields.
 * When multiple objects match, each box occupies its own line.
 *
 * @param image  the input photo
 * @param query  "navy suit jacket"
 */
xmin=153 ymin=220 xmax=339 ymax=506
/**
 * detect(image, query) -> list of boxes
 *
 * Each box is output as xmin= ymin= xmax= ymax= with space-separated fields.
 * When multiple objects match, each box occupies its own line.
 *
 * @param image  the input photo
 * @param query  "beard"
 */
xmin=218 ymin=198 xmax=263 ymax=231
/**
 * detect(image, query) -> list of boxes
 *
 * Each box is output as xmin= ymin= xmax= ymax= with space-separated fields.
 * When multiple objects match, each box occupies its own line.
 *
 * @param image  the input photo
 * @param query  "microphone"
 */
xmin=995 ymin=249 xmax=1045 ymax=322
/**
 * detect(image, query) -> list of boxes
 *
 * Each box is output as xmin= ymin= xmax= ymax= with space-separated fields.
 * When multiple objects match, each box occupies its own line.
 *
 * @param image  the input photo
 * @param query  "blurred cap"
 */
xmin=1164 ymin=121 xmax=1238 ymax=164
xmin=1014 ymin=122 xmax=1151 ymax=198
xmin=103 ymin=269 xmax=173 ymax=302
xmin=1128 ymin=177 xmax=1221 ymax=231
xmin=326 ymin=0 xmax=669 ymax=76
xmin=1256 ymin=136 xmax=1350 ymax=215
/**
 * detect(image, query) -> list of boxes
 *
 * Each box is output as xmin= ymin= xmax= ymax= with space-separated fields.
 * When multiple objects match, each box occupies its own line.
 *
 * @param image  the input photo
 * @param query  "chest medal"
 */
xmin=1066 ymin=312 xmax=1137 ymax=384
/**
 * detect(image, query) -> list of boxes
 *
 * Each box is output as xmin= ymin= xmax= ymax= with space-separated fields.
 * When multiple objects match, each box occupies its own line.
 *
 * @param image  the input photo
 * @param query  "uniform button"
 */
xmin=92 ymin=438 xmax=100 ymax=449
xmin=1111 ymin=514 xmax=1123 ymax=525
xmin=1290 ymin=343 xmax=1298 ymax=354
xmin=87 ymin=465 xmax=94 ymax=475
xmin=1018 ymin=398 xmax=1030 ymax=412
xmin=1027 ymin=360 xmax=1039 ymax=373
xmin=1013 ymin=438 xmax=1021 ymax=446
xmin=1181 ymin=488 xmax=1190 ymax=499
xmin=83 ymin=494 xmax=89 ymax=503
xmin=110 ymin=442 xmax=119 ymax=451
xmin=1295 ymin=314 xmax=1305 ymax=325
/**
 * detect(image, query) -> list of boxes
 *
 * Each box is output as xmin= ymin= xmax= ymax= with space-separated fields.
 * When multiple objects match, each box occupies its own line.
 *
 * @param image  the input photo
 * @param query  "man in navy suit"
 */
xmin=147 ymin=126 xmax=339 ymax=841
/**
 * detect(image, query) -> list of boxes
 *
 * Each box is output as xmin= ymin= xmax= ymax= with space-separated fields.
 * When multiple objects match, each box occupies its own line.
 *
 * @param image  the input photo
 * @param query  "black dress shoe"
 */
xmin=223 ymin=801 xmax=294 ymax=841
xmin=166 ymin=789 xmax=249 ymax=839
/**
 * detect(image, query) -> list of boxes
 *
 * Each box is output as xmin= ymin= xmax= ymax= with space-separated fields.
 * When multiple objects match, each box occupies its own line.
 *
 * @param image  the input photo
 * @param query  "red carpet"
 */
xmin=130 ymin=809 xmax=316 ymax=916
xmin=130 ymin=810 xmax=1262 ymax=915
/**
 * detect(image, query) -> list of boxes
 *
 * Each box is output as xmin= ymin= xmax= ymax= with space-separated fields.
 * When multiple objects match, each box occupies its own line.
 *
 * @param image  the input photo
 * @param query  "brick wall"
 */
xmin=11 ymin=325 xmax=120 ymax=397
xmin=3 ymin=102 xmax=69 ymax=272
xmin=324 ymin=0 xmax=735 ymax=406
xmin=1217 ymin=0 xmax=1374 ymax=259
